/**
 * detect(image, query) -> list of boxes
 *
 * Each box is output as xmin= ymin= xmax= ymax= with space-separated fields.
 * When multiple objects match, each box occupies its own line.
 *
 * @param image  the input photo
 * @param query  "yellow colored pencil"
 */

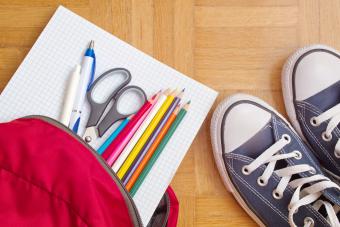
xmin=117 ymin=89 xmax=178 ymax=179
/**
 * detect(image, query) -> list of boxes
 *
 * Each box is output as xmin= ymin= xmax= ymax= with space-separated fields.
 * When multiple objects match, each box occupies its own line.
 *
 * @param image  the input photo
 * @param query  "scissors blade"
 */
xmin=83 ymin=126 xmax=99 ymax=144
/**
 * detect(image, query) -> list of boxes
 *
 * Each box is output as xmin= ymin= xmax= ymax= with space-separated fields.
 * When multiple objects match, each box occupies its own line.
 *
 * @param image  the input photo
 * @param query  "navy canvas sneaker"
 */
xmin=282 ymin=45 xmax=340 ymax=180
xmin=211 ymin=94 xmax=340 ymax=227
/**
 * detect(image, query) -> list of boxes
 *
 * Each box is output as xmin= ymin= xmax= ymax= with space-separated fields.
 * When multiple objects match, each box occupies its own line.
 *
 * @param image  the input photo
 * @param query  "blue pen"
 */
xmin=69 ymin=40 xmax=96 ymax=135
xmin=97 ymin=118 xmax=130 ymax=155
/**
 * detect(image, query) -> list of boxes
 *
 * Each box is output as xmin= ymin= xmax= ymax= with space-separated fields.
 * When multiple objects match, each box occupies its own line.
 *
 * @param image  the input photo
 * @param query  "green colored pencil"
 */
xmin=130 ymin=101 xmax=190 ymax=196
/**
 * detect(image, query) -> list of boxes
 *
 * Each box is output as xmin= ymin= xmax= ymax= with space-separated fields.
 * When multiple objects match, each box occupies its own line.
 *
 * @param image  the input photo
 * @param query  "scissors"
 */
xmin=82 ymin=68 xmax=147 ymax=144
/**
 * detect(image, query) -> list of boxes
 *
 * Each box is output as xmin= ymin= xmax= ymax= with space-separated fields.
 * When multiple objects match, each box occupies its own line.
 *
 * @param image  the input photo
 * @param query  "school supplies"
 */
xmin=130 ymin=102 xmax=190 ymax=196
xmin=103 ymin=93 xmax=159 ymax=166
xmin=112 ymin=89 xmax=169 ymax=172
xmin=97 ymin=117 xmax=130 ymax=155
xmin=122 ymin=90 xmax=184 ymax=184
xmin=125 ymin=105 xmax=179 ymax=191
xmin=0 ymin=7 xmax=217 ymax=224
xmin=83 ymin=68 xmax=146 ymax=144
xmin=117 ymin=90 xmax=177 ymax=179
xmin=60 ymin=65 xmax=81 ymax=126
xmin=69 ymin=41 xmax=96 ymax=134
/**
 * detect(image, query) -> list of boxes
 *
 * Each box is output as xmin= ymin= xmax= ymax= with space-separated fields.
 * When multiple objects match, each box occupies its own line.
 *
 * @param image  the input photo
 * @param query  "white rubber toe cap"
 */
xmin=224 ymin=102 xmax=271 ymax=153
xmin=295 ymin=49 xmax=340 ymax=101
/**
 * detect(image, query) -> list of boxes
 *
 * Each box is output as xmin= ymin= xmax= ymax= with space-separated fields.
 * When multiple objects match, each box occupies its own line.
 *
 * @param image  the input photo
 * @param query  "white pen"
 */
xmin=60 ymin=65 xmax=81 ymax=126
xmin=69 ymin=40 xmax=96 ymax=134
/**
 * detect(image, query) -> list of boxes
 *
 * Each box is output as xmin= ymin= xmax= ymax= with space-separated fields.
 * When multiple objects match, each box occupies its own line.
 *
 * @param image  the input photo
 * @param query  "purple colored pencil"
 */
xmin=122 ymin=90 xmax=184 ymax=184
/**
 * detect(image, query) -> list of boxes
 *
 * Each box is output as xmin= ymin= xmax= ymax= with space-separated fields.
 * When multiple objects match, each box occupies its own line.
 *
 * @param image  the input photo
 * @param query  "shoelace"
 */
xmin=310 ymin=103 xmax=340 ymax=158
xmin=242 ymin=134 xmax=340 ymax=227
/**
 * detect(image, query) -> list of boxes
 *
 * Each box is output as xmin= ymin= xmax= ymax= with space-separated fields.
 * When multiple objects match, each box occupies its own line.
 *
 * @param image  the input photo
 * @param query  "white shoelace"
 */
xmin=242 ymin=134 xmax=340 ymax=227
xmin=310 ymin=103 xmax=340 ymax=158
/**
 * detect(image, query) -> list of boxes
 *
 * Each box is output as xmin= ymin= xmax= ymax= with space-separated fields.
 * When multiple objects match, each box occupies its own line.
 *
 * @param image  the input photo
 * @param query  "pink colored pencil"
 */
xmin=102 ymin=92 xmax=160 ymax=166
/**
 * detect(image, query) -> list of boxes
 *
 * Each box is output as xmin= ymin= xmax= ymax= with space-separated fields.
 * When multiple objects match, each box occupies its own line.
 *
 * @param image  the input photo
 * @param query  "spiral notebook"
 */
xmin=0 ymin=6 xmax=217 ymax=225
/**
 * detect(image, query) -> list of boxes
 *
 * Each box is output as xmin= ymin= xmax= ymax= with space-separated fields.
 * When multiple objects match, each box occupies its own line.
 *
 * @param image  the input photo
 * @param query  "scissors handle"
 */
xmin=97 ymin=85 xmax=147 ymax=137
xmin=86 ymin=68 xmax=132 ymax=128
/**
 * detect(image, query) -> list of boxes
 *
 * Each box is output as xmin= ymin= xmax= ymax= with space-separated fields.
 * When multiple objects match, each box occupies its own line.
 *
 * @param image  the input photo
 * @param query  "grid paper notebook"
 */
xmin=0 ymin=6 xmax=217 ymax=225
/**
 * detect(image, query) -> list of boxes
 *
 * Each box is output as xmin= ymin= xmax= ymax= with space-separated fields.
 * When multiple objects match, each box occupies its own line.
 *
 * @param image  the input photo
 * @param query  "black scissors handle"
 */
xmin=97 ymin=85 xmax=147 ymax=137
xmin=86 ymin=68 xmax=131 ymax=128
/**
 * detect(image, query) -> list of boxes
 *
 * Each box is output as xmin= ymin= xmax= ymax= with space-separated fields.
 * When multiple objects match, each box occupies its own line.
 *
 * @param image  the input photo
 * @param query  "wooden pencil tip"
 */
xmin=182 ymin=100 xmax=191 ymax=111
xmin=174 ymin=104 xmax=181 ymax=114
xmin=173 ymin=88 xmax=181 ymax=96
xmin=163 ymin=88 xmax=171 ymax=95
xmin=151 ymin=93 xmax=157 ymax=100
xmin=176 ymin=89 xmax=185 ymax=99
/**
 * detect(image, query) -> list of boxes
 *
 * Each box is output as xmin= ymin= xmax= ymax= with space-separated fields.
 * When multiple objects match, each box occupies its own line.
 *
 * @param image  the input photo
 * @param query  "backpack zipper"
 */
xmin=161 ymin=192 xmax=171 ymax=227
xmin=23 ymin=115 xmax=143 ymax=227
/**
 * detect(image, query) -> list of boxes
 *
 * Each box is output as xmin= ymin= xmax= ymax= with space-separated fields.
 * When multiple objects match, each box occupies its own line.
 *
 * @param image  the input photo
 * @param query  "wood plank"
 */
xmin=196 ymin=27 xmax=297 ymax=48
xmin=131 ymin=0 xmax=154 ymax=55
xmin=195 ymin=0 xmax=297 ymax=7
xmin=195 ymin=47 xmax=292 ymax=71
xmin=320 ymin=0 xmax=340 ymax=49
xmin=298 ymin=0 xmax=319 ymax=45
xmin=0 ymin=0 xmax=89 ymax=7
xmin=0 ymin=7 xmax=56 ymax=28
xmin=195 ymin=6 xmax=298 ymax=27
xmin=175 ymin=195 xmax=196 ymax=227
xmin=110 ymin=0 xmax=132 ymax=42
xmin=153 ymin=0 xmax=175 ymax=67
xmin=195 ymin=195 xmax=257 ymax=226
xmin=173 ymin=0 xmax=194 ymax=77
xmin=0 ymin=27 xmax=41 ymax=48
xmin=0 ymin=6 xmax=90 ymax=28
xmin=89 ymin=0 xmax=113 ymax=33
xmin=195 ymin=69 xmax=282 ymax=91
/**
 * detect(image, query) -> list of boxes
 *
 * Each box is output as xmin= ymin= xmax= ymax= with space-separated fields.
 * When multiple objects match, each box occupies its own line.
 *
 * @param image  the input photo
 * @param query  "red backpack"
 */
xmin=0 ymin=116 xmax=178 ymax=226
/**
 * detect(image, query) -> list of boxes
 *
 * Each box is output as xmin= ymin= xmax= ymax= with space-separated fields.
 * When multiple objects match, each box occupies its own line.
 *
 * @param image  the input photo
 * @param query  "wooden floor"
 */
xmin=1 ymin=0 xmax=340 ymax=226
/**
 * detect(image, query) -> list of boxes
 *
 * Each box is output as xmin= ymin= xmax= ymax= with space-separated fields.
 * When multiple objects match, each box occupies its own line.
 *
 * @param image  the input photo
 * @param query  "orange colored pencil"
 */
xmin=126 ymin=105 xmax=180 ymax=191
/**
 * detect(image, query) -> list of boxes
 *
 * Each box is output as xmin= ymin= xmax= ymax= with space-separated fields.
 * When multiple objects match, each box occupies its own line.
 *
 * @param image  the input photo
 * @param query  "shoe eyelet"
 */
xmin=309 ymin=167 xmax=316 ymax=175
xmin=304 ymin=217 xmax=315 ymax=227
xmin=310 ymin=117 xmax=320 ymax=127
xmin=257 ymin=177 xmax=268 ymax=186
xmin=322 ymin=131 xmax=332 ymax=142
xmin=272 ymin=189 xmax=283 ymax=199
xmin=242 ymin=166 xmax=250 ymax=175
xmin=335 ymin=151 xmax=340 ymax=159
xmin=282 ymin=134 xmax=291 ymax=143
xmin=294 ymin=150 xmax=302 ymax=160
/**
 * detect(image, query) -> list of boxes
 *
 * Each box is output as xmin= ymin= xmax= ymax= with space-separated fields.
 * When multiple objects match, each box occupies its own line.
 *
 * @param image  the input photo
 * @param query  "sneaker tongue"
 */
xmin=231 ymin=122 xmax=275 ymax=159
xmin=305 ymin=80 xmax=340 ymax=111
xmin=324 ymin=188 xmax=340 ymax=207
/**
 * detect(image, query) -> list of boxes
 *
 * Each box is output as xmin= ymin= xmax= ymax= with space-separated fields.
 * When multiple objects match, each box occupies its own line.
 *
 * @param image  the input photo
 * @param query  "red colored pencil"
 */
xmin=102 ymin=92 xmax=160 ymax=166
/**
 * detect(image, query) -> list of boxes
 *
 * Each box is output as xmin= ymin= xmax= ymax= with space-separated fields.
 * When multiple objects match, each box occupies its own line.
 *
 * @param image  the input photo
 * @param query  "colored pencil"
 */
xmin=97 ymin=117 xmax=130 ymax=155
xmin=102 ymin=93 xmax=159 ymax=166
xmin=125 ymin=105 xmax=180 ymax=191
xmin=130 ymin=101 xmax=190 ymax=196
xmin=111 ymin=89 xmax=170 ymax=172
xmin=117 ymin=89 xmax=178 ymax=179
xmin=122 ymin=90 xmax=184 ymax=184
